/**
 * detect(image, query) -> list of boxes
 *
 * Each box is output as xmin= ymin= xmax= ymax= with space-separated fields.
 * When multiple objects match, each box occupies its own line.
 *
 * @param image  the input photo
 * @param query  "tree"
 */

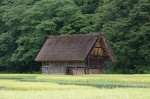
xmin=0 ymin=0 xmax=149 ymax=73
xmin=99 ymin=0 xmax=150 ymax=73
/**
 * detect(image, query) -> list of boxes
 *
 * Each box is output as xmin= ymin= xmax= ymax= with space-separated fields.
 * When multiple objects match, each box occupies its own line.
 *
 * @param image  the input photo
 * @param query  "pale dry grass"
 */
xmin=0 ymin=88 xmax=150 ymax=99
xmin=0 ymin=74 xmax=150 ymax=99
xmin=0 ymin=79 xmax=93 ymax=90
xmin=1 ymin=74 xmax=150 ymax=83
xmin=36 ymin=74 xmax=150 ymax=83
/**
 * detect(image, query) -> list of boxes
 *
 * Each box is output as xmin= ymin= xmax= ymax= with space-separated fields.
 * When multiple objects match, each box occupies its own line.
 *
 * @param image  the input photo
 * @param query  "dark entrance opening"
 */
xmin=66 ymin=67 xmax=73 ymax=75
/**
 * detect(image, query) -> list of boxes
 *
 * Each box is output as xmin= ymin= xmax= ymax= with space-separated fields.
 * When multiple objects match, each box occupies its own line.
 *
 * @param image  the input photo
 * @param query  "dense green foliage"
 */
xmin=0 ymin=0 xmax=149 ymax=73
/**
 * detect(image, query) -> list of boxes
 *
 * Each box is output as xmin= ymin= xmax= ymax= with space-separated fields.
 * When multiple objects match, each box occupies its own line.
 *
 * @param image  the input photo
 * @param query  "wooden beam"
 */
xmin=87 ymin=56 xmax=89 ymax=74
xmin=95 ymin=47 xmax=103 ymax=48
xmin=89 ymin=55 xmax=106 ymax=59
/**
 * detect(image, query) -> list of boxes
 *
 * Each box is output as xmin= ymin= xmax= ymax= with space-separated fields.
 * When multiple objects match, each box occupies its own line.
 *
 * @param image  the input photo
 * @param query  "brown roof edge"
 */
xmin=101 ymin=35 xmax=117 ymax=62
xmin=48 ymin=34 xmax=99 ymax=38
xmin=35 ymin=34 xmax=100 ymax=62
xmin=35 ymin=60 xmax=84 ymax=63
xmin=84 ymin=34 xmax=100 ymax=61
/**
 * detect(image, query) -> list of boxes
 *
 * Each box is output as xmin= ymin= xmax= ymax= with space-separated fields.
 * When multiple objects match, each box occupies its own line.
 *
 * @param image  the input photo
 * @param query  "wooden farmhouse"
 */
xmin=35 ymin=34 xmax=116 ymax=75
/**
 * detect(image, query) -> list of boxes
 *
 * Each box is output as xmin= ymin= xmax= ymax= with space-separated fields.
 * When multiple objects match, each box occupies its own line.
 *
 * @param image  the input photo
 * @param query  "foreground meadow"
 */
xmin=0 ymin=74 xmax=150 ymax=99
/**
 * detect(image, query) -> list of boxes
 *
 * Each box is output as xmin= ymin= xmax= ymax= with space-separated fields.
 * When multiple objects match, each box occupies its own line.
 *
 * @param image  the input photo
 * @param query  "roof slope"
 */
xmin=35 ymin=34 xmax=99 ymax=62
xmin=101 ymin=36 xmax=116 ymax=62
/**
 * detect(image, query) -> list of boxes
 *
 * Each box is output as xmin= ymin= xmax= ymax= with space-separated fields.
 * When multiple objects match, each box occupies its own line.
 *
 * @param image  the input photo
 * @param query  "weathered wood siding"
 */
xmin=42 ymin=63 xmax=66 ymax=74
xmin=88 ymin=58 xmax=107 ymax=73
xmin=42 ymin=62 xmax=85 ymax=74
xmin=42 ymin=61 xmax=106 ymax=75
xmin=89 ymin=69 xmax=102 ymax=74
xmin=72 ymin=68 xmax=85 ymax=75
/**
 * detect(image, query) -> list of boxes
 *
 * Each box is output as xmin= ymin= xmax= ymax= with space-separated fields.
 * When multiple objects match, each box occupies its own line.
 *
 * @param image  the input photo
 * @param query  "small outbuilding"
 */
xmin=35 ymin=34 xmax=116 ymax=75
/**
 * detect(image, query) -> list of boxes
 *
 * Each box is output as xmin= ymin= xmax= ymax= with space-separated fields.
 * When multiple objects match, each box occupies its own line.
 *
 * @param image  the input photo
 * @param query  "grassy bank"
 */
xmin=0 ymin=74 xmax=150 ymax=99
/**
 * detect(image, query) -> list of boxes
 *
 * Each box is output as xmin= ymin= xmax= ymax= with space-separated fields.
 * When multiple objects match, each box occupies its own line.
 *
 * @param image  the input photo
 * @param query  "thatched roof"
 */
xmin=35 ymin=34 xmax=116 ymax=62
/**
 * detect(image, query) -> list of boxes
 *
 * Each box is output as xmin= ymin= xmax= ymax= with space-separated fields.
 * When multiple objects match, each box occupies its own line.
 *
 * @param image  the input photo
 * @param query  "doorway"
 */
xmin=66 ymin=67 xmax=73 ymax=75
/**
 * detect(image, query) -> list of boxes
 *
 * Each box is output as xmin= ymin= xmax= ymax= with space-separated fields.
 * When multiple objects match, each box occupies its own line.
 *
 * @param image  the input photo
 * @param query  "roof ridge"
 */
xmin=48 ymin=34 xmax=100 ymax=38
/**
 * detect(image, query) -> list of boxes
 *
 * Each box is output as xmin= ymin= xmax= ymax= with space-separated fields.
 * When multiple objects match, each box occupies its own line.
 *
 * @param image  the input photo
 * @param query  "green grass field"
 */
xmin=0 ymin=74 xmax=150 ymax=99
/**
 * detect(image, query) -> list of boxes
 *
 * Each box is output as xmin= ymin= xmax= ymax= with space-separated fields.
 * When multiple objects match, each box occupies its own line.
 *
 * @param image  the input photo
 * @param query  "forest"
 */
xmin=0 ymin=0 xmax=149 ymax=73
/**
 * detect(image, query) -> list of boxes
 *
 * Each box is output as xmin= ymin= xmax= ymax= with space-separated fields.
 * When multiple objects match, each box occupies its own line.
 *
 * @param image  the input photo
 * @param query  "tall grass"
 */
xmin=1 ymin=74 xmax=150 ymax=83
xmin=0 ymin=88 xmax=150 ymax=99
xmin=0 ymin=74 xmax=37 ymax=79
xmin=36 ymin=74 xmax=150 ymax=83
xmin=0 ymin=74 xmax=150 ymax=99
xmin=0 ymin=79 xmax=93 ymax=90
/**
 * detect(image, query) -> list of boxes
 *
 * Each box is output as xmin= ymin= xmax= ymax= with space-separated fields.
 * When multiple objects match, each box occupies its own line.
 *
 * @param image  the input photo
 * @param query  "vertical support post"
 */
xmin=65 ymin=62 xmax=66 ymax=74
xmin=42 ymin=62 xmax=43 ymax=67
xmin=42 ymin=62 xmax=43 ymax=74
xmin=84 ymin=63 xmax=86 ymax=74
xmin=105 ymin=56 xmax=109 ymax=73
xmin=47 ymin=61 xmax=50 ymax=74
xmin=87 ymin=56 xmax=89 ymax=74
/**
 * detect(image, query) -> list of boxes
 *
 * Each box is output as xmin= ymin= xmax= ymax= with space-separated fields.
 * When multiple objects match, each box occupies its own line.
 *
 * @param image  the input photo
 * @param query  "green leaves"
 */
xmin=101 ymin=0 xmax=150 ymax=73
xmin=0 ymin=0 xmax=149 ymax=73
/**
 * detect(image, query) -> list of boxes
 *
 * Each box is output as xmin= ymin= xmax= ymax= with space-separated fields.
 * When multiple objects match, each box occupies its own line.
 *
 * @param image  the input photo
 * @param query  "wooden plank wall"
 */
xmin=72 ymin=68 xmax=85 ymax=75
xmin=42 ymin=62 xmax=85 ymax=74
xmin=42 ymin=63 xmax=66 ymax=74
xmin=89 ymin=69 xmax=102 ymax=74
xmin=42 ymin=62 xmax=105 ymax=75
xmin=71 ymin=68 xmax=103 ymax=75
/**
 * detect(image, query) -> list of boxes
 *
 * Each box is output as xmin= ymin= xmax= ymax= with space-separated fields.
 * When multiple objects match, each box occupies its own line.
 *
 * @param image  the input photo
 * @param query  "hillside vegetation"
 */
xmin=0 ymin=0 xmax=149 ymax=73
